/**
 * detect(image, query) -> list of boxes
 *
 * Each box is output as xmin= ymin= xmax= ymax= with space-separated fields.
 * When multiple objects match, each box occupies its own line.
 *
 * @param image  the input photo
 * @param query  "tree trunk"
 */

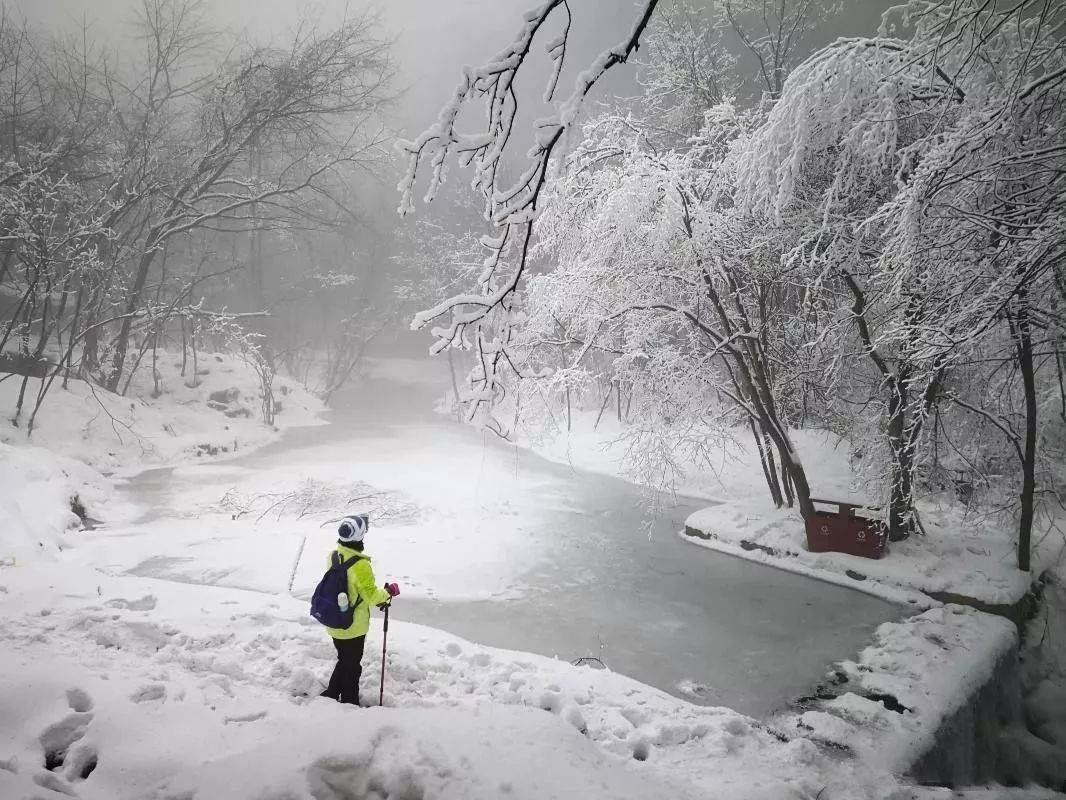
xmin=63 ymin=283 xmax=85 ymax=390
xmin=12 ymin=300 xmax=35 ymax=423
xmin=187 ymin=324 xmax=199 ymax=387
xmin=447 ymin=347 xmax=462 ymax=422
xmin=594 ymin=382 xmax=613 ymax=429
xmin=751 ymin=419 xmax=784 ymax=506
xmin=778 ymin=444 xmax=814 ymax=517
xmin=152 ymin=331 xmax=161 ymax=397
xmin=886 ymin=376 xmax=913 ymax=542
xmin=180 ymin=317 xmax=188 ymax=377
xmin=779 ymin=450 xmax=795 ymax=507
xmin=1015 ymin=300 xmax=1037 ymax=572
xmin=108 ymin=246 xmax=158 ymax=392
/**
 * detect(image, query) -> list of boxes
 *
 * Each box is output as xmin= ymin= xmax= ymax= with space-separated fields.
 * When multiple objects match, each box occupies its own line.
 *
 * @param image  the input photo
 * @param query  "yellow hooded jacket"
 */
xmin=326 ymin=544 xmax=392 ymax=639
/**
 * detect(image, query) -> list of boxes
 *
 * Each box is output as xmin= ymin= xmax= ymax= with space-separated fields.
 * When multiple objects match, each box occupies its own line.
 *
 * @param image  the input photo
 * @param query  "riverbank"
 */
xmin=509 ymin=401 xmax=1063 ymax=609
xmin=0 ymin=349 xmax=323 ymax=563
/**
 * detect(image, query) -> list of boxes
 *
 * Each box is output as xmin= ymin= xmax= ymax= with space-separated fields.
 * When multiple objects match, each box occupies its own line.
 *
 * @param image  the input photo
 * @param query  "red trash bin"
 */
xmin=803 ymin=498 xmax=888 ymax=559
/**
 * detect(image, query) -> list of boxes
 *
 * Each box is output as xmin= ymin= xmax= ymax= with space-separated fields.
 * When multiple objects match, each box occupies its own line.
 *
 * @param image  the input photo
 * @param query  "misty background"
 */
xmin=0 ymin=0 xmax=897 ymax=416
xmin=11 ymin=0 xmax=896 ymax=356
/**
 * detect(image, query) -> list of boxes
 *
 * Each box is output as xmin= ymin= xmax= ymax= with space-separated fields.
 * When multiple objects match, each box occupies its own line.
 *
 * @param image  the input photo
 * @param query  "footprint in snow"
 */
xmin=66 ymin=688 xmax=94 ymax=713
xmin=224 ymin=710 xmax=267 ymax=724
xmin=130 ymin=684 xmax=167 ymax=703
xmin=105 ymin=595 xmax=157 ymax=612
xmin=39 ymin=689 xmax=99 ymax=785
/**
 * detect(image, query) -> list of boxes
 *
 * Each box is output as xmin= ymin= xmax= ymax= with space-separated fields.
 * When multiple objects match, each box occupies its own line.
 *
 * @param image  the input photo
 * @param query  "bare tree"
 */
xmin=101 ymin=0 xmax=394 ymax=393
xmin=722 ymin=0 xmax=832 ymax=100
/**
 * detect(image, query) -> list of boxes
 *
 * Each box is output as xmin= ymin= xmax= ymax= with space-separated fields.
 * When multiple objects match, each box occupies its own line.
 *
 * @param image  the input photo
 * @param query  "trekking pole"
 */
xmin=379 ymin=604 xmax=389 ymax=706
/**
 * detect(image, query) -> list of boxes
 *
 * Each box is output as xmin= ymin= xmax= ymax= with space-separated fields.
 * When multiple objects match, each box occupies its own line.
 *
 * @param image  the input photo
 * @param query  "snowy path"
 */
xmin=92 ymin=359 xmax=904 ymax=718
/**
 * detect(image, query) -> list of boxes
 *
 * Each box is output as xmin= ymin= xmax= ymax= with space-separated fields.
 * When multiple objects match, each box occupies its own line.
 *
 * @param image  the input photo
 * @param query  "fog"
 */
xmin=0 ymin=0 xmax=900 ymax=375
xmin=20 ymin=0 xmax=893 ymax=143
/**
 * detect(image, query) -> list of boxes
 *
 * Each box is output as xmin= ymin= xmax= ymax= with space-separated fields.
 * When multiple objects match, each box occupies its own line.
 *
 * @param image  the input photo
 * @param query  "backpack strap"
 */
xmin=332 ymin=551 xmax=363 ymax=569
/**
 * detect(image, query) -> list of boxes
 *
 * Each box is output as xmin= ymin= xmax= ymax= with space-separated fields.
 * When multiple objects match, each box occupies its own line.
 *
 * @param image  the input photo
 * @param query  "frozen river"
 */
xmin=114 ymin=359 xmax=904 ymax=718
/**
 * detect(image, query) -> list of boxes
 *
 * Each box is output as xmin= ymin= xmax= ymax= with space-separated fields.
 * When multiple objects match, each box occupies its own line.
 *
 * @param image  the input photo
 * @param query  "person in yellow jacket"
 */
xmin=320 ymin=514 xmax=393 ymax=705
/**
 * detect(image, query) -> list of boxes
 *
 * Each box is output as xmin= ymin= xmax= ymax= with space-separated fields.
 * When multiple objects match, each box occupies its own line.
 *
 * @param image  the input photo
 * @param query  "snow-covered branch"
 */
xmin=398 ymin=0 xmax=662 ymax=426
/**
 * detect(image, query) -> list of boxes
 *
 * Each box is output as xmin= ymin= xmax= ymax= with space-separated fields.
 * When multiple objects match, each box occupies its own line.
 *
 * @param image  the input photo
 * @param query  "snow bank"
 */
xmin=0 ymin=441 xmax=109 ymax=562
xmin=1 ymin=349 xmax=324 ymax=568
xmin=778 ymin=605 xmax=1017 ymax=773
xmin=683 ymin=502 xmax=1062 ymax=608
xmin=0 ymin=349 xmax=323 ymax=476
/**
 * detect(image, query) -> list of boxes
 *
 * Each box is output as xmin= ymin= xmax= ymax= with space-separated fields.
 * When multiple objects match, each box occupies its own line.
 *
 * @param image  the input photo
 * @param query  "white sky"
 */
xmin=14 ymin=1 xmax=639 ymax=132
xmin=14 ymin=0 xmax=894 ymax=133
xmin=11 ymin=0 xmax=893 ymax=224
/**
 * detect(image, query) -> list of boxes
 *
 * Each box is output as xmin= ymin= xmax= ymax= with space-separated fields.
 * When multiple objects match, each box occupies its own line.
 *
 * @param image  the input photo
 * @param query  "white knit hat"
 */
xmin=337 ymin=514 xmax=368 ymax=543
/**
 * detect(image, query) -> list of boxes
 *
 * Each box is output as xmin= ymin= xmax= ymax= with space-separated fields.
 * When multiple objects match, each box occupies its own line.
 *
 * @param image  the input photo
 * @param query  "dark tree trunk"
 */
xmin=180 ymin=317 xmax=188 ymax=377
xmin=594 ymin=382 xmax=613 ymax=429
xmin=1015 ymin=299 xmax=1037 ymax=572
xmin=779 ymin=451 xmax=795 ymax=507
xmin=751 ymin=419 xmax=784 ymax=507
xmin=108 ymin=246 xmax=158 ymax=392
xmin=778 ymin=443 xmax=814 ymax=517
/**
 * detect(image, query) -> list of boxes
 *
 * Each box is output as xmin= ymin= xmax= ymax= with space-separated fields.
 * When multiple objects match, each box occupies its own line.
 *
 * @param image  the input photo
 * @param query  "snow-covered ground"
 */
xmin=1 ymin=350 xmax=322 ymax=566
xmin=0 ymin=564 xmax=848 ymax=800
xmin=3 ymin=355 xmax=1064 ymax=799
xmin=4 ymin=559 xmax=1061 ymax=799
xmin=519 ymin=407 xmax=1065 ymax=608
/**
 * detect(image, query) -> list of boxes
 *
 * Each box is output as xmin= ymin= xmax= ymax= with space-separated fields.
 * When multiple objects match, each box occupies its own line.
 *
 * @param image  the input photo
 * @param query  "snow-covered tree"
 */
xmin=401 ymin=0 xmax=1063 ymax=571
xmin=515 ymin=103 xmax=832 ymax=509
xmin=734 ymin=0 xmax=1065 ymax=557
xmin=0 ymin=1 xmax=397 ymax=430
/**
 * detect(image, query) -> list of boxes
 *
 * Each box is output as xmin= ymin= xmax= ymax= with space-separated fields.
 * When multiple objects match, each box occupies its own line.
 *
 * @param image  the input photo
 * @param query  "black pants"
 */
xmin=323 ymin=635 xmax=366 ymax=705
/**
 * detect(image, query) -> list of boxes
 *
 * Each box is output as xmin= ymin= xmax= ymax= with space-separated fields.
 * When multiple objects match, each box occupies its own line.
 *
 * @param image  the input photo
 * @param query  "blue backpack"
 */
xmin=310 ymin=552 xmax=362 ymax=628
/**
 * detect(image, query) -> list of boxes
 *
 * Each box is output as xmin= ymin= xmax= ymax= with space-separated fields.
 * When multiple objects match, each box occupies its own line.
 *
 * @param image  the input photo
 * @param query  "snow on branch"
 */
xmin=396 ymin=0 xmax=662 ymax=427
xmin=734 ymin=37 xmax=930 ymax=225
